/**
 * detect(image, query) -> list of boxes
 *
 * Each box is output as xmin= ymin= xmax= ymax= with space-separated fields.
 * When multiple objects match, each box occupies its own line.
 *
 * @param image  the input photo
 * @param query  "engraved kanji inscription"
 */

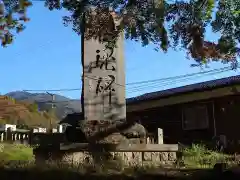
xmin=95 ymin=75 xmax=116 ymax=104
xmin=88 ymin=48 xmax=116 ymax=72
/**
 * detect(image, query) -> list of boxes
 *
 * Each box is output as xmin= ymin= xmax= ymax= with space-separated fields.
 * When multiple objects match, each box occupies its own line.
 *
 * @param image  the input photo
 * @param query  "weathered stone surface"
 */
xmin=83 ymin=14 xmax=126 ymax=122
xmin=113 ymin=152 xmax=123 ymax=160
xmin=132 ymin=152 xmax=142 ymax=162
xmin=80 ymin=120 xmax=110 ymax=138
xmin=82 ymin=13 xmax=127 ymax=146
xmin=61 ymin=115 xmax=146 ymax=145
xmin=158 ymin=128 xmax=163 ymax=144
xmin=123 ymin=152 xmax=132 ymax=161
xmin=128 ymin=138 xmax=141 ymax=144
xmin=168 ymin=152 xmax=177 ymax=161
xmin=79 ymin=119 xmax=146 ymax=145
xmin=121 ymin=123 xmax=146 ymax=138
xmin=75 ymin=9 xmax=142 ymax=147
xmin=99 ymin=132 xmax=128 ymax=144
xmin=160 ymin=152 xmax=169 ymax=161
xmin=62 ymin=152 xmax=93 ymax=164
xmin=36 ymin=150 xmax=177 ymax=167
xmin=143 ymin=152 xmax=152 ymax=161
xmin=152 ymin=152 xmax=160 ymax=162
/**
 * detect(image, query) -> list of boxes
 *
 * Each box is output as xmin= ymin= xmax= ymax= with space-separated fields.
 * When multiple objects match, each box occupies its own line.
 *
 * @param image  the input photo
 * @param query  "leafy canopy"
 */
xmin=0 ymin=0 xmax=31 ymax=46
xmin=1 ymin=0 xmax=240 ymax=67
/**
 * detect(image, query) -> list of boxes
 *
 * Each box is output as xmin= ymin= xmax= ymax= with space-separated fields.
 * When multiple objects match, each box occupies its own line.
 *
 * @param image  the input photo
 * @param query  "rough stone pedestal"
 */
xmin=79 ymin=119 xmax=147 ymax=144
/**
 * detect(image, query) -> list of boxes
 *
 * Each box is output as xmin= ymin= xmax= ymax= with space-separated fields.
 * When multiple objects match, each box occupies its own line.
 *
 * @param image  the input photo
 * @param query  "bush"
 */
xmin=182 ymin=144 xmax=231 ymax=168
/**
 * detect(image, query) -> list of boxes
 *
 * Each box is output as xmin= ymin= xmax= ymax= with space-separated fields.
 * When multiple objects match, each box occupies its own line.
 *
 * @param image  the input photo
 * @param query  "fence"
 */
xmin=0 ymin=124 xmax=63 ymax=144
xmin=0 ymin=128 xmax=30 ymax=144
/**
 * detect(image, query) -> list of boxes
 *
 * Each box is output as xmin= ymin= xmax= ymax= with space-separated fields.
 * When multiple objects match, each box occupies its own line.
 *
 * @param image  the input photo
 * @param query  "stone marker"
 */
xmin=158 ymin=128 xmax=163 ymax=144
xmin=82 ymin=9 xmax=126 ymax=138
xmin=56 ymin=9 xmax=146 ymax=146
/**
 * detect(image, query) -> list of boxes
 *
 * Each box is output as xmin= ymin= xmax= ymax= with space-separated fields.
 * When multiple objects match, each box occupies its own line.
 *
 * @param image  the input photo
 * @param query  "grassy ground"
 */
xmin=0 ymin=143 xmax=239 ymax=180
xmin=0 ymin=143 xmax=34 ymax=161
xmin=0 ymin=161 xmax=237 ymax=180
xmin=1 ymin=143 xmax=230 ymax=166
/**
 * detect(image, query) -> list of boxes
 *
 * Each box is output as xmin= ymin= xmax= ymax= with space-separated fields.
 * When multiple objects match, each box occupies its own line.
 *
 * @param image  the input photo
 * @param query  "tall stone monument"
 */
xmin=82 ymin=9 xmax=127 ymax=140
xmin=83 ymin=32 xmax=126 ymax=122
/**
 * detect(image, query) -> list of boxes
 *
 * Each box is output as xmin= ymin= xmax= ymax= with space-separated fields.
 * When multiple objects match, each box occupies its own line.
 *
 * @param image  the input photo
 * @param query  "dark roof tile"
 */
xmin=126 ymin=75 xmax=240 ymax=104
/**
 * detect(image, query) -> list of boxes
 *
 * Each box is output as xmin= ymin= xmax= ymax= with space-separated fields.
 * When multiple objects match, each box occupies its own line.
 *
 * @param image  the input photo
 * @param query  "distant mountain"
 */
xmin=5 ymin=91 xmax=81 ymax=120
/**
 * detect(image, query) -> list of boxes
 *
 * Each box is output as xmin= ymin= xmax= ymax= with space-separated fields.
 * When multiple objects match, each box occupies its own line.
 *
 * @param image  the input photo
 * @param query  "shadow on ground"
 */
xmin=0 ymin=167 xmax=240 ymax=180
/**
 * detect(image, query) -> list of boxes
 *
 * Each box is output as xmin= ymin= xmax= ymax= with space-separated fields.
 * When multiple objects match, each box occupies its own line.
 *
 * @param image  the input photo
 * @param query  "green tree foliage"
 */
xmin=0 ymin=118 xmax=6 ymax=124
xmin=0 ymin=0 xmax=32 ymax=46
xmin=27 ymin=102 xmax=38 ymax=112
xmin=1 ymin=0 xmax=240 ymax=66
xmin=16 ymin=123 xmax=29 ymax=129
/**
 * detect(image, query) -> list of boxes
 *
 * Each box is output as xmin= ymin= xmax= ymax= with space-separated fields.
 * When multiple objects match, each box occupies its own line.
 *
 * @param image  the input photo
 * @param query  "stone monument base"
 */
xmin=61 ymin=151 xmax=178 ymax=166
xmin=79 ymin=119 xmax=147 ymax=144
xmin=33 ymin=119 xmax=178 ymax=168
xmin=33 ymin=143 xmax=179 ymax=167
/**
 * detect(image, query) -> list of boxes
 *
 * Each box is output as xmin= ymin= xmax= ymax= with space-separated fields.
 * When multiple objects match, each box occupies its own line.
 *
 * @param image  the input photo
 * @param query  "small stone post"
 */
xmin=28 ymin=129 xmax=34 ymax=145
xmin=6 ymin=127 xmax=13 ymax=142
xmin=20 ymin=134 xmax=24 ymax=144
xmin=0 ymin=133 xmax=3 ymax=142
xmin=158 ymin=128 xmax=163 ymax=144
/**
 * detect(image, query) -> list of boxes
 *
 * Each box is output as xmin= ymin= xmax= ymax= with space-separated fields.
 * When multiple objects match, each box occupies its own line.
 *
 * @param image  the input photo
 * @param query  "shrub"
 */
xmin=182 ymin=144 xmax=231 ymax=168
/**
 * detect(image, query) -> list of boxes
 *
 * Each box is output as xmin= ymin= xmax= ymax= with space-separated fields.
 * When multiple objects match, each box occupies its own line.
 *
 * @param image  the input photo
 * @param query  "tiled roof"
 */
xmin=126 ymin=75 xmax=240 ymax=104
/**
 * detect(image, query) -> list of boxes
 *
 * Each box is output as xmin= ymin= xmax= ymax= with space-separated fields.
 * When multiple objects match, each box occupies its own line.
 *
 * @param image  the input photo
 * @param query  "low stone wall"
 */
xmin=34 ymin=144 xmax=179 ymax=167
xmin=62 ymin=151 xmax=177 ymax=166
